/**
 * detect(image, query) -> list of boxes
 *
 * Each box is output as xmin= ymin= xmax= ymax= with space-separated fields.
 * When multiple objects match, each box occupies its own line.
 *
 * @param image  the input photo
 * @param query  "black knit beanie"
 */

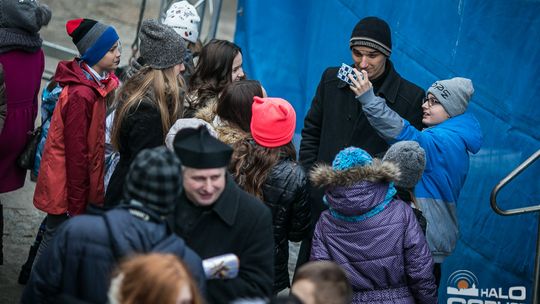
xmin=350 ymin=16 xmax=392 ymax=57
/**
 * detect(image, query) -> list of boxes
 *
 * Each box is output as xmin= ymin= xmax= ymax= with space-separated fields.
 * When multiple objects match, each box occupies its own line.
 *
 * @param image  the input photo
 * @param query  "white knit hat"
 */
xmin=163 ymin=1 xmax=200 ymax=43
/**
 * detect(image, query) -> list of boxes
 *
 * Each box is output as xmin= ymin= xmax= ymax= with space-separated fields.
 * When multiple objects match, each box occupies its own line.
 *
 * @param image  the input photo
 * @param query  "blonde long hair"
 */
xmin=111 ymin=66 xmax=184 ymax=151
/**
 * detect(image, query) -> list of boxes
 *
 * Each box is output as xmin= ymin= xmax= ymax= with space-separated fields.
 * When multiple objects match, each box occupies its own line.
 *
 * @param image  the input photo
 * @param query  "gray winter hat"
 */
xmin=382 ymin=141 xmax=426 ymax=189
xmin=139 ymin=19 xmax=186 ymax=70
xmin=427 ymin=77 xmax=474 ymax=117
xmin=0 ymin=0 xmax=51 ymax=33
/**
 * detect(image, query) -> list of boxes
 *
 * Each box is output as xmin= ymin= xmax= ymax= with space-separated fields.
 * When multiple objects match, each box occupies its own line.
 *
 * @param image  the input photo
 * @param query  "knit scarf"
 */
xmin=0 ymin=28 xmax=42 ymax=54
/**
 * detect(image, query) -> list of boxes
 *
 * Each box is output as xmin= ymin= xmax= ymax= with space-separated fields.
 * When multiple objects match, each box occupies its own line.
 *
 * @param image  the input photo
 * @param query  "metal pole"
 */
xmin=207 ymin=0 xmax=223 ymax=40
xmin=534 ymin=212 xmax=540 ymax=304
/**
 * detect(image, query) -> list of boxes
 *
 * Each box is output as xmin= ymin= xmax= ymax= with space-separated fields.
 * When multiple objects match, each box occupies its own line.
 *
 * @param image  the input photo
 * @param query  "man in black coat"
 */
xmin=171 ymin=126 xmax=274 ymax=303
xmin=22 ymin=146 xmax=205 ymax=304
xmin=297 ymin=16 xmax=425 ymax=268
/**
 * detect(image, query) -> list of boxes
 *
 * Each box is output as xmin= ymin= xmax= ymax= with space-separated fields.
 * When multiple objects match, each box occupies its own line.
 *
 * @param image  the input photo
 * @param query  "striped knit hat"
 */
xmin=349 ymin=16 xmax=392 ymax=57
xmin=66 ymin=18 xmax=119 ymax=66
xmin=124 ymin=146 xmax=183 ymax=216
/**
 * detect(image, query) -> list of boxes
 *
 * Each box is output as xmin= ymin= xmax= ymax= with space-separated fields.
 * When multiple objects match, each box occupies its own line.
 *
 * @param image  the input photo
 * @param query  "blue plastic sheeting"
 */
xmin=236 ymin=0 xmax=540 ymax=302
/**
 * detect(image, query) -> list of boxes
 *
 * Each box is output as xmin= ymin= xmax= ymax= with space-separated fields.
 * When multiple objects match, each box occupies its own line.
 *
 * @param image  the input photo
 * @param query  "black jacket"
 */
xmin=22 ymin=208 xmax=205 ymax=304
xmin=170 ymin=176 xmax=275 ymax=303
xmin=299 ymin=60 xmax=424 ymax=222
xmin=262 ymin=159 xmax=310 ymax=292
xmin=105 ymin=99 xmax=164 ymax=207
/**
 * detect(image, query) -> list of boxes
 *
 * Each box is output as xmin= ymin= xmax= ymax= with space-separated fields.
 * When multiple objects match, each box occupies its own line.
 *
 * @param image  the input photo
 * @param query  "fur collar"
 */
xmin=216 ymin=124 xmax=248 ymax=145
xmin=309 ymin=159 xmax=400 ymax=188
xmin=194 ymin=99 xmax=217 ymax=123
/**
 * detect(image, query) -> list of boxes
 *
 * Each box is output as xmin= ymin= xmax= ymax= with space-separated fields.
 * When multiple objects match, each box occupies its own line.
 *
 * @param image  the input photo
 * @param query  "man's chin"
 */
xmin=195 ymin=196 xmax=216 ymax=206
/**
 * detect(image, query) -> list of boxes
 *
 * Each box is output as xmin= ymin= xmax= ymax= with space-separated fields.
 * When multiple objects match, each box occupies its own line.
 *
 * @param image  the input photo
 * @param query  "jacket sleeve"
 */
xmin=299 ymin=71 xmax=326 ymax=171
xmin=21 ymin=223 xmax=69 ymax=303
xmin=287 ymin=165 xmax=311 ymax=242
xmin=310 ymin=220 xmax=331 ymax=261
xmin=217 ymin=208 xmax=275 ymax=299
xmin=355 ymin=87 xmax=413 ymax=142
xmin=403 ymin=206 xmax=438 ymax=304
xmin=63 ymin=88 xmax=93 ymax=216
xmin=0 ymin=63 xmax=5 ymax=134
xmin=182 ymin=247 xmax=207 ymax=297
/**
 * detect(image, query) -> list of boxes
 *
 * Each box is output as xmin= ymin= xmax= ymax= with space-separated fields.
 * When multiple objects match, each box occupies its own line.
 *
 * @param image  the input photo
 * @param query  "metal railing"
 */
xmin=41 ymin=41 xmax=79 ymax=80
xmin=490 ymin=149 xmax=540 ymax=304
xmin=42 ymin=0 xmax=224 ymax=78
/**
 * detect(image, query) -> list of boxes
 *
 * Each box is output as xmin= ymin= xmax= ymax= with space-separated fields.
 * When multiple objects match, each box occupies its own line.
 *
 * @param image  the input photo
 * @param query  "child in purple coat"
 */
xmin=310 ymin=147 xmax=437 ymax=304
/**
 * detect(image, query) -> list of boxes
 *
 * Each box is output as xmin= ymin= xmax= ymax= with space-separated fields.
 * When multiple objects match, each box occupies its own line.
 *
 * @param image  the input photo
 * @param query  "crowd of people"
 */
xmin=0 ymin=0 xmax=483 ymax=303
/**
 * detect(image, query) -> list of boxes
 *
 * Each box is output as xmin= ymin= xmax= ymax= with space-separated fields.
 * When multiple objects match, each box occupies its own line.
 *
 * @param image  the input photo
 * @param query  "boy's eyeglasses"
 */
xmin=423 ymin=96 xmax=440 ymax=107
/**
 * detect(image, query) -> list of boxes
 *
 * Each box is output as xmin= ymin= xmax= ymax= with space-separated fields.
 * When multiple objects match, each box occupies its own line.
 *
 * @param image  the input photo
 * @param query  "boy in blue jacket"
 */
xmin=349 ymin=70 xmax=483 ymax=285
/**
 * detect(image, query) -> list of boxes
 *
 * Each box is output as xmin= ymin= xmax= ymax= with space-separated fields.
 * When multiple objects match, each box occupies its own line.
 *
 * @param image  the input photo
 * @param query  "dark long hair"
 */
xmin=188 ymin=39 xmax=242 ymax=103
xmin=216 ymin=80 xmax=263 ymax=132
xmin=230 ymin=137 xmax=296 ymax=200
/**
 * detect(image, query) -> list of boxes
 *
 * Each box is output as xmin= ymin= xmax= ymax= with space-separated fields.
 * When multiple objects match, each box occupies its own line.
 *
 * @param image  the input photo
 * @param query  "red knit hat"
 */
xmin=251 ymin=96 xmax=296 ymax=148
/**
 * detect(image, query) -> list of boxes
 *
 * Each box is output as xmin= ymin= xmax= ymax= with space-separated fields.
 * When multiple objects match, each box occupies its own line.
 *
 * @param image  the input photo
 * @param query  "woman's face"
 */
xmin=231 ymin=52 xmax=245 ymax=82
xmin=175 ymin=283 xmax=192 ymax=304
xmin=173 ymin=63 xmax=186 ymax=77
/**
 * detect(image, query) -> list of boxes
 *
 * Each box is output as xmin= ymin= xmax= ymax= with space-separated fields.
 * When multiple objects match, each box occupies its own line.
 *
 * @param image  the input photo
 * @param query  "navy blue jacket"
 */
xmin=21 ymin=207 xmax=205 ymax=304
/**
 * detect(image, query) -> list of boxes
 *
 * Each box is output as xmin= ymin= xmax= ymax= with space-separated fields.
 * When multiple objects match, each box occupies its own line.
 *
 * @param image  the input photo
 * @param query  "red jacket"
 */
xmin=34 ymin=59 xmax=118 ymax=216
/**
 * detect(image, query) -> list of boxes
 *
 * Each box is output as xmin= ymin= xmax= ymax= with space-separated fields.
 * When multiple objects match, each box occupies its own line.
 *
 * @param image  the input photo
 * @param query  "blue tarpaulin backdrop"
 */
xmin=236 ymin=0 xmax=540 ymax=302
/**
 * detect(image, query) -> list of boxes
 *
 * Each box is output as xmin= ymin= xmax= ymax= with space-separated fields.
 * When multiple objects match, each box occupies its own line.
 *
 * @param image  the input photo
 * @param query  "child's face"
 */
xmin=93 ymin=41 xmax=122 ymax=74
xmin=231 ymin=52 xmax=245 ymax=82
xmin=291 ymin=279 xmax=317 ymax=304
xmin=422 ymin=93 xmax=450 ymax=126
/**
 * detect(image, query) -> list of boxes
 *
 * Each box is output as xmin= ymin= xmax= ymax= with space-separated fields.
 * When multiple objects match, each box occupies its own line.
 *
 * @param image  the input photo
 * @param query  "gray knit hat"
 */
xmin=383 ymin=141 xmax=426 ymax=189
xmin=0 ymin=0 xmax=51 ymax=33
xmin=139 ymin=19 xmax=185 ymax=70
xmin=124 ymin=146 xmax=183 ymax=216
xmin=427 ymin=77 xmax=474 ymax=117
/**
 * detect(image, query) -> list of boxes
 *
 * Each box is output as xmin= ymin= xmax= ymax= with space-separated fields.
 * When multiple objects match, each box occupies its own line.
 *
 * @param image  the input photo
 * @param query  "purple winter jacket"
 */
xmin=309 ymin=161 xmax=437 ymax=304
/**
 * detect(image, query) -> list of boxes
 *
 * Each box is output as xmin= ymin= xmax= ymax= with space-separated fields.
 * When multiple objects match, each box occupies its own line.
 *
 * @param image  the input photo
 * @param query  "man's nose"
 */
xmin=203 ymin=180 xmax=212 ymax=192
xmin=360 ymin=56 xmax=368 ymax=68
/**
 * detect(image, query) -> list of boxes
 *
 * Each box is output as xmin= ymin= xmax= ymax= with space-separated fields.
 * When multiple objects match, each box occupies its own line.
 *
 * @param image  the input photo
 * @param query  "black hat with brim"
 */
xmin=173 ymin=126 xmax=233 ymax=169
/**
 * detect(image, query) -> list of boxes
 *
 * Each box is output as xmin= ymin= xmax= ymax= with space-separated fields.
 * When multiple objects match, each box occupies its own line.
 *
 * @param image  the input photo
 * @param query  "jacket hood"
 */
xmin=310 ymin=159 xmax=399 ymax=188
xmin=326 ymin=181 xmax=393 ymax=216
xmin=436 ymin=111 xmax=483 ymax=154
xmin=104 ymin=209 xmax=186 ymax=258
xmin=54 ymin=59 xmax=118 ymax=97
xmin=194 ymin=102 xmax=249 ymax=145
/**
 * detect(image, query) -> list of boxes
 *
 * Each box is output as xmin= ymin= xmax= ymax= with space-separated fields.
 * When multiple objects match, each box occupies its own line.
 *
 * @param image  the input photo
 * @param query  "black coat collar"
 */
xmin=208 ymin=175 xmax=239 ymax=227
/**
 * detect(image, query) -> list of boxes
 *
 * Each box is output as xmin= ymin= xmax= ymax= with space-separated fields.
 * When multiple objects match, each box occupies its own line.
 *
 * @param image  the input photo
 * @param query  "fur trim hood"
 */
xmin=194 ymin=101 xmax=248 ymax=146
xmin=309 ymin=159 xmax=400 ymax=188
xmin=194 ymin=100 xmax=217 ymax=123
xmin=216 ymin=124 xmax=248 ymax=146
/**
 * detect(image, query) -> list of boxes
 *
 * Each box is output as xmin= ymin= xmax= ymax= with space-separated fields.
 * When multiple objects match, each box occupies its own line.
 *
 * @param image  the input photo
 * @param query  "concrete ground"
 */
xmin=0 ymin=0 xmax=239 ymax=303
